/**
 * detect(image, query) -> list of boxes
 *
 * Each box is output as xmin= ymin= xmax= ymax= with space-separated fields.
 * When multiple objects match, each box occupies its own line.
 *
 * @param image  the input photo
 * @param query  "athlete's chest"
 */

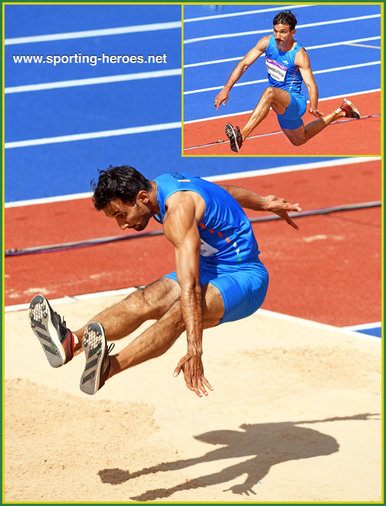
xmin=265 ymin=49 xmax=297 ymax=82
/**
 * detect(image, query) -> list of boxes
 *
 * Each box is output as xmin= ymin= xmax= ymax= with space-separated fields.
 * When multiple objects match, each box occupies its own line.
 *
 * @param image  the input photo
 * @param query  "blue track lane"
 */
xmin=5 ymin=4 xmax=181 ymax=37
xmin=5 ymin=32 xmax=181 ymax=87
xmin=6 ymin=77 xmax=181 ymax=141
xmin=5 ymin=135 xmax=337 ymax=202
xmin=4 ymin=4 xmax=376 ymax=203
xmin=184 ymin=4 xmax=381 ymax=39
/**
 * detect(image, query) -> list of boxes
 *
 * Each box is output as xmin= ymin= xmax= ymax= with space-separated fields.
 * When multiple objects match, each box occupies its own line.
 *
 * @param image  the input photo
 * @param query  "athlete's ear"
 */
xmin=137 ymin=189 xmax=150 ymax=203
xmin=291 ymin=29 xmax=296 ymax=36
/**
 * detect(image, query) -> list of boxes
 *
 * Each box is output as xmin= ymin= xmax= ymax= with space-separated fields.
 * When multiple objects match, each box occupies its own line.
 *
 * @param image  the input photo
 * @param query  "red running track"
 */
xmin=183 ymin=92 xmax=380 ymax=156
xmin=5 ymin=159 xmax=381 ymax=327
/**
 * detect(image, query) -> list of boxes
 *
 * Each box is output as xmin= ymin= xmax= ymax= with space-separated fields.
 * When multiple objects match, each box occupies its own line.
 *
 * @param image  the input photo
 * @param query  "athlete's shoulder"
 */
xmin=256 ymin=34 xmax=271 ymax=51
xmin=264 ymin=34 xmax=274 ymax=45
xmin=294 ymin=46 xmax=310 ymax=67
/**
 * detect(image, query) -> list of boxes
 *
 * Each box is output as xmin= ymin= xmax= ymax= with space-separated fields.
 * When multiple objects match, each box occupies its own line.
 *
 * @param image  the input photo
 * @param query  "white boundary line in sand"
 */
xmin=4 ymin=20 xmax=181 ymax=45
xmin=184 ymin=13 xmax=381 ymax=44
xmin=5 ymin=156 xmax=381 ymax=208
xmin=5 ymin=287 xmax=380 ymax=343
xmin=184 ymin=88 xmax=381 ymax=124
xmin=344 ymin=321 xmax=382 ymax=331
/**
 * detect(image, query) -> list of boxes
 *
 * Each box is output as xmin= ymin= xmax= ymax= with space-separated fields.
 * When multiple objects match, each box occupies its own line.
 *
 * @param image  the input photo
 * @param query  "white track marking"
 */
xmin=5 ymin=68 xmax=181 ymax=94
xmin=184 ymin=61 xmax=380 ymax=95
xmin=184 ymin=5 xmax=311 ymax=23
xmin=6 ymin=292 xmax=381 ymax=343
xmin=5 ymin=156 xmax=381 ymax=208
xmin=5 ymin=121 xmax=180 ymax=149
xmin=184 ymin=88 xmax=381 ymax=124
xmin=184 ymin=36 xmax=381 ymax=68
xmin=184 ymin=14 xmax=380 ymax=44
xmin=5 ymin=21 xmax=181 ymax=45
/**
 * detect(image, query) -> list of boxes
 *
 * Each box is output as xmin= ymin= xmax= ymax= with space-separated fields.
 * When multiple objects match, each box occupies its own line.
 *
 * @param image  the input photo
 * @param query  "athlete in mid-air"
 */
xmin=29 ymin=166 xmax=301 ymax=398
xmin=214 ymin=10 xmax=361 ymax=152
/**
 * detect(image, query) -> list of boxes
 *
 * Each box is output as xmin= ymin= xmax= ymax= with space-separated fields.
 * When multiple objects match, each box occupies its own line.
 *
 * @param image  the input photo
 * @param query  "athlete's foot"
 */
xmin=80 ymin=322 xmax=114 ymax=395
xmin=339 ymin=99 xmax=361 ymax=119
xmin=29 ymin=294 xmax=74 ymax=367
xmin=225 ymin=124 xmax=243 ymax=152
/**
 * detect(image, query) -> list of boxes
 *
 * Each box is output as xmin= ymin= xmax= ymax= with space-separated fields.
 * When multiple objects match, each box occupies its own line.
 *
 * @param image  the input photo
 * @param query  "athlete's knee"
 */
xmin=262 ymin=86 xmax=276 ymax=102
xmin=289 ymin=136 xmax=306 ymax=146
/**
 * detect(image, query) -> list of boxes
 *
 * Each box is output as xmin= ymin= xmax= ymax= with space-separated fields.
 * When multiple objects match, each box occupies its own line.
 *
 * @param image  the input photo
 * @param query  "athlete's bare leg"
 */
xmin=241 ymin=87 xmax=290 ymax=140
xmin=108 ymin=282 xmax=225 ymax=377
xmin=282 ymin=108 xmax=346 ymax=146
xmin=72 ymin=277 xmax=181 ymax=354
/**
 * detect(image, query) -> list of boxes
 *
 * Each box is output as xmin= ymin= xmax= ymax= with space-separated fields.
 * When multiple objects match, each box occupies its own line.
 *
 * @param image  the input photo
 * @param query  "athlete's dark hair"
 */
xmin=91 ymin=165 xmax=152 ymax=210
xmin=273 ymin=10 xmax=297 ymax=31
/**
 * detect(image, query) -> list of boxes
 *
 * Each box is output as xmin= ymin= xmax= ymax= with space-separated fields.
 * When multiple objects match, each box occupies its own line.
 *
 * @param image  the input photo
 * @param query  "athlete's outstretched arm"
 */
xmin=221 ymin=184 xmax=302 ymax=229
xmin=215 ymin=36 xmax=270 ymax=109
xmin=163 ymin=192 xmax=213 ymax=398
xmin=296 ymin=48 xmax=322 ymax=118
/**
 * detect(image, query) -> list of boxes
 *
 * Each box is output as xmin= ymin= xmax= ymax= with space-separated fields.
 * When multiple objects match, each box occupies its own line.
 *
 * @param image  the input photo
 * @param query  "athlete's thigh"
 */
xmin=164 ymin=276 xmax=224 ymax=328
xmin=269 ymin=87 xmax=291 ymax=115
xmin=202 ymin=283 xmax=225 ymax=328
xmin=142 ymin=276 xmax=181 ymax=313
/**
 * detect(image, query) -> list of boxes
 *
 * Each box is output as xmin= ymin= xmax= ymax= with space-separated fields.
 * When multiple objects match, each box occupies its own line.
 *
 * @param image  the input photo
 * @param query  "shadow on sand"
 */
xmin=99 ymin=413 xmax=378 ymax=501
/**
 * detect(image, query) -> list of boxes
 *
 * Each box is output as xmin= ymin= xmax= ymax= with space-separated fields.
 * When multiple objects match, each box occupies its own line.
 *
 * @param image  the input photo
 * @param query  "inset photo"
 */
xmin=183 ymin=4 xmax=381 ymax=156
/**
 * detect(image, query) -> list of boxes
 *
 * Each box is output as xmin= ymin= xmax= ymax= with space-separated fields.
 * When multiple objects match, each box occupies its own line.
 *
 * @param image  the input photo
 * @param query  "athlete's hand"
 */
xmin=309 ymin=107 xmax=324 ymax=118
xmin=264 ymin=195 xmax=302 ymax=229
xmin=173 ymin=353 xmax=214 ymax=397
xmin=215 ymin=89 xmax=229 ymax=109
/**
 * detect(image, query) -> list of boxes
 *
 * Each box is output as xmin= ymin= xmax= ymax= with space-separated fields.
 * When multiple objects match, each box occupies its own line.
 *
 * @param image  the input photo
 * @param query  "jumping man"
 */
xmin=29 ymin=166 xmax=301 ymax=397
xmin=214 ymin=10 xmax=361 ymax=152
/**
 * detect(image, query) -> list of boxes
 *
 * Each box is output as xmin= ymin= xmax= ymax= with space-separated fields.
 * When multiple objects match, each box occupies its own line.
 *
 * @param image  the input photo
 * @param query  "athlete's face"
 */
xmin=103 ymin=194 xmax=153 ymax=232
xmin=273 ymin=23 xmax=296 ymax=51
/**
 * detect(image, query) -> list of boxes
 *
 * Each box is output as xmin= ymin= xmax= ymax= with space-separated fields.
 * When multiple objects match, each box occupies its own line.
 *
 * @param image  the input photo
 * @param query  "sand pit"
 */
xmin=4 ymin=293 xmax=382 ymax=502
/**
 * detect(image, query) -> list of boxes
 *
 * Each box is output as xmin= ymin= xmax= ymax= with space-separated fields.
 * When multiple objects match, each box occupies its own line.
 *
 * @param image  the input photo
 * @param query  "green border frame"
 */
xmin=1 ymin=2 xmax=384 ymax=505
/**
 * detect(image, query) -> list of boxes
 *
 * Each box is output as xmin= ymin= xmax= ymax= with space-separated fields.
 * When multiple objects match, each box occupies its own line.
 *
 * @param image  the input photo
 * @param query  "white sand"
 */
xmin=4 ymin=294 xmax=382 ymax=502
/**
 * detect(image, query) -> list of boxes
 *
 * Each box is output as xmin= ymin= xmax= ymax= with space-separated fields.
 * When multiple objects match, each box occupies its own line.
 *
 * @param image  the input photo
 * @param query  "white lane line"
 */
xmin=5 ymin=192 xmax=93 ymax=208
xmin=184 ymin=36 xmax=381 ymax=68
xmin=5 ymin=121 xmax=180 ymax=149
xmin=5 ymin=287 xmax=138 ymax=312
xmin=4 ymin=293 xmax=382 ymax=343
xmin=184 ymin=14 xmax=380 ymax=44
xmin=184 ymin=88 xmax=381 ymax=125
xmin=184 ymin=61 xmax=381 ymax=95
xmin=345 ymin=42 xmax=381 ymax=49
xmin=4 ymin=157 xmax=381 ymax=208
xmin=184 ymin=4 xmax=311 ymax=23
xmin=5 ymin=21 xmax=181 ymax=45
xmin=344 ymin=322 xmax=382 ymax=331
xmin=204 ymin=157 xmax=382 ymax=183
xmin=5 ymin=68 xmax=181 ymax=94
xmin=258 ymin=310 xmax=382 ymax=343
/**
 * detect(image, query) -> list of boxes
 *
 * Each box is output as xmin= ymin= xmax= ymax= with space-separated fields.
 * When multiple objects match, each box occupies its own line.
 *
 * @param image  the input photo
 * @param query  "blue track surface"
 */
xmin=4 ymin=4 xmax=379 ymax=203
xmin=355 ymin=326 xmax=382 ymax=338
xmin=183 ymin=4 xmax=381 ymax=122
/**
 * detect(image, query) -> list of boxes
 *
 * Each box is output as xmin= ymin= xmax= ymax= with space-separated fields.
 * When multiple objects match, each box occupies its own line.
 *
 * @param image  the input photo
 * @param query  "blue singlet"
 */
xmin=154 ymin=173 xmax=269 ymax=324
xmin=265 ymin=34 xmax=307 ymax=129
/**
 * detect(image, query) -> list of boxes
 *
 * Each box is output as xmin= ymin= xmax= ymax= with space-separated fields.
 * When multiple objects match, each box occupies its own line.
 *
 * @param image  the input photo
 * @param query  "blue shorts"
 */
xmin=165 ymin=259 xmax=269 ymax=325
xmin=277 ymin=93 xmax=307 ymax=130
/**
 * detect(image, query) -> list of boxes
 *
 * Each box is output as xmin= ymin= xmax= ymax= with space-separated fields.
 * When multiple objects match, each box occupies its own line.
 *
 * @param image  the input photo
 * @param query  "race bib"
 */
xmin=200 ymin=239 xmax=219 ymax=257
xmin=266 ymin=58 xmax=287 ymax=82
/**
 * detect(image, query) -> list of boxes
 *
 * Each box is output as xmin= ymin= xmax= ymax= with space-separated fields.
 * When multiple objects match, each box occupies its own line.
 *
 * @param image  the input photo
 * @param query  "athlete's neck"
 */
xmin=149 ymin=181 xmax=160 ymax=216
